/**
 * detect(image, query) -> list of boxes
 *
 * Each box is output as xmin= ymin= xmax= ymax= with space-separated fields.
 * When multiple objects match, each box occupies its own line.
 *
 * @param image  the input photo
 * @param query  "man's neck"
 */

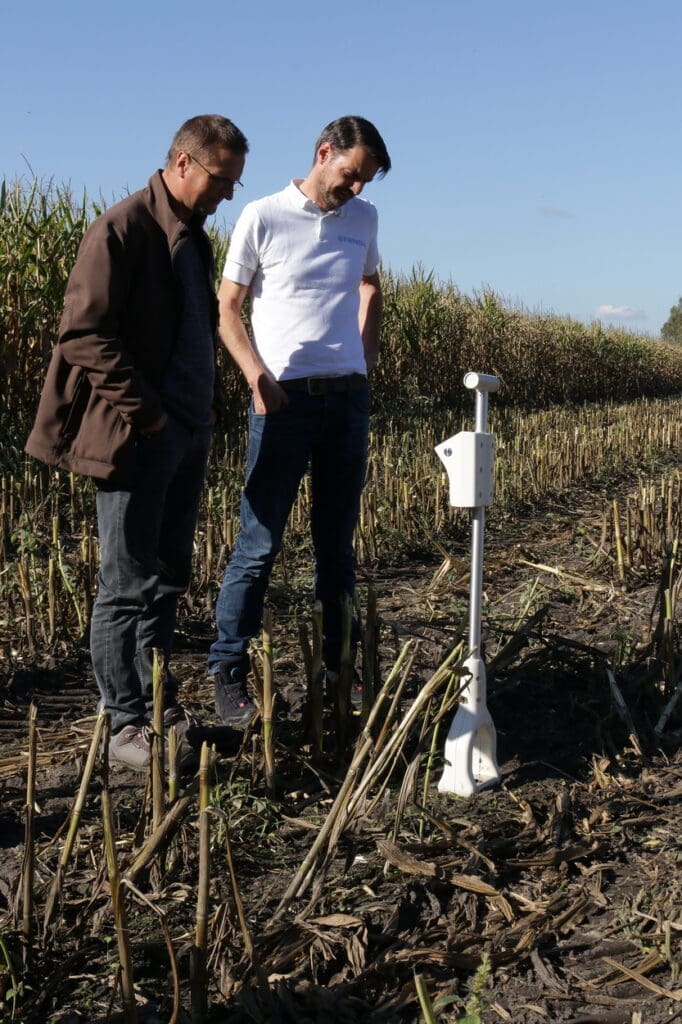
xmin=296 ymin=173 xmax=327 ymax=211
xmin=161 ymin=169 xmax=193 ymax=223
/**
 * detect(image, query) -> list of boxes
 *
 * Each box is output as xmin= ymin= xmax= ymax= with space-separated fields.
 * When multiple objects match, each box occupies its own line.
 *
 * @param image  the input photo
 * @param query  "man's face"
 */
xmin=315 ymin=144 xmax=380 ymax=211
xmin=180 ymin=146 xmax=246 ymax=216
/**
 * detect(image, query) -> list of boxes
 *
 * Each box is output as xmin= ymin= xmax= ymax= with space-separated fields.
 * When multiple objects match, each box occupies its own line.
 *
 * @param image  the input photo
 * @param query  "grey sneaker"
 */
xmin=214 ymin=666 xmax=256 ymax=727
xmin=109 ymin=722 xmax=154 ymax=771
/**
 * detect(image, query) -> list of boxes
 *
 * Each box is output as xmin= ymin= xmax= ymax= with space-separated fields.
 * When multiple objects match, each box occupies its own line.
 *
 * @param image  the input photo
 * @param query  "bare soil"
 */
xmin=0 ymin=475 xmax=680 ymax=1024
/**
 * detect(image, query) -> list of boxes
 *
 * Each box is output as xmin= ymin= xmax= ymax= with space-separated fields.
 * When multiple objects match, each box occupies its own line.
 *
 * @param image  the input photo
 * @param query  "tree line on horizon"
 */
xmin=662 ymin=297 xmax=682 ymax=345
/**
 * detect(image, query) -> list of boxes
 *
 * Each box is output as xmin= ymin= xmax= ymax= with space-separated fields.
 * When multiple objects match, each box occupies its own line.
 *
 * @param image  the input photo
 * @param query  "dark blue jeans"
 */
xmin=209 ymin=385 xmax=370 ymax=676
xmin=91 ymin=416 xmax=211 ymax=732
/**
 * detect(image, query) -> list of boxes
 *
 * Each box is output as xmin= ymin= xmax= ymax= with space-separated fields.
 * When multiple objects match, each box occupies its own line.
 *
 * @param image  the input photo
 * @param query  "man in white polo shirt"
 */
xmin=208 ymin=115 xmax=391 ymax=724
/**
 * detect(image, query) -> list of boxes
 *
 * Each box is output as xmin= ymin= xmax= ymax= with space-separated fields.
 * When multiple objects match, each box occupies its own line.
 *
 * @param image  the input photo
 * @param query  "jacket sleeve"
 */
xmin=57 ymin=216 xmax=164 ymax=431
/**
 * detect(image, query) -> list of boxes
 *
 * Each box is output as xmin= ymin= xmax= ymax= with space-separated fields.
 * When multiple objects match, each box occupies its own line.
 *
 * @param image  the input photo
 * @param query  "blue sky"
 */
xmin=3 ymin=0 xmax=681 ymax=334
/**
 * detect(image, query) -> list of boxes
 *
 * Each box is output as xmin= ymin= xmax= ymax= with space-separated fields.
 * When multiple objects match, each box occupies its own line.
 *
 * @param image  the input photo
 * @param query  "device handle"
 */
xmin=463 ymin=372 xmax=501 ymax=393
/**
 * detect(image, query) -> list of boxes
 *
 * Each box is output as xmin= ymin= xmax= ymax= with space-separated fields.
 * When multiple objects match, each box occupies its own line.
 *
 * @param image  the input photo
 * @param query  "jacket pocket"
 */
xmin=56 ymin=369 xmax=90 ymax=453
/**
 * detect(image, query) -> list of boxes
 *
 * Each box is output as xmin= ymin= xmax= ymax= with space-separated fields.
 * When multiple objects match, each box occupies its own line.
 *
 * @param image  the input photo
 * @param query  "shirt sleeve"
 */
xmin=363 ymin=203 xmax=380 ymax=276
xmin=223 ymin=202 xmax=261 ymax=286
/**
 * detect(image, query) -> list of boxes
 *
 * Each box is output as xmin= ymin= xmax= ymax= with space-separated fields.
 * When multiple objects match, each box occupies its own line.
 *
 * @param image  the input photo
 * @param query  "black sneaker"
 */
xmin=164 ymin=703 xmax=200 ymax=735
xmin=214 ymin=666 xmax=257 ymax=727
xmin=164 ymin=704 xmax=201 ymax=770
xmin=325 ymin=669 xmax=364 ymax=710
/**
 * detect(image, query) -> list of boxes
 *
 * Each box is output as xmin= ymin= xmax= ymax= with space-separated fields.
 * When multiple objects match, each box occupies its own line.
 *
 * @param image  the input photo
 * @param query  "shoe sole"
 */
xmin=109 ymin=749 xmax=199 ymax=773
xmin=218 ymin=712 xmax=255 ymax=728
xmin=108 ymin=752 xmax=150 ymax=772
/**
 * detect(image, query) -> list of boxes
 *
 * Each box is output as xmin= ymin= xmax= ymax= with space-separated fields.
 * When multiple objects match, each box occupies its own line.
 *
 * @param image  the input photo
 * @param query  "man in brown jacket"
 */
xmin=26 ymin=114 xmax=248 ymax=769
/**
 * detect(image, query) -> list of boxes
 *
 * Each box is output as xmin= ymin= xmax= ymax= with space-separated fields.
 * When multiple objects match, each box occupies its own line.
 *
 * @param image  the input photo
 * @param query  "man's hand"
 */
xmin=252 ymin=373 xmax=288 ymax=415
xmin=218 ymin=279 xmax=287 ymax=413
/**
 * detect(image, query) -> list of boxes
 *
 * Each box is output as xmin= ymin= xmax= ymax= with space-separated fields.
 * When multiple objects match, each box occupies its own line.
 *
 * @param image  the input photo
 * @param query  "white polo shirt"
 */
xmin=223 ymin=181 xmax=379 ymax=380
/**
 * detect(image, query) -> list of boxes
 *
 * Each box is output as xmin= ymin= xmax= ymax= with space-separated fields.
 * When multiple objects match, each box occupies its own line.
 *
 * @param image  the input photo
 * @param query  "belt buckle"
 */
xmin=307 ymin=377 xmax=326 ymax=396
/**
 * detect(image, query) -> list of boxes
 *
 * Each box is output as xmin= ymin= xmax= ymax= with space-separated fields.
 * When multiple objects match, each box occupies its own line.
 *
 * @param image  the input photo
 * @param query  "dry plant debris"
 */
xmin=0 ymin=472 xmax=681 ymax=1023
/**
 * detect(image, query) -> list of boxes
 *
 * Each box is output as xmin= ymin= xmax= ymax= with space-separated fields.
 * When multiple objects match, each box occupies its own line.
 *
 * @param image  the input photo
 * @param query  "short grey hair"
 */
xmin=167 ymin=115 xmax=249 ymax=163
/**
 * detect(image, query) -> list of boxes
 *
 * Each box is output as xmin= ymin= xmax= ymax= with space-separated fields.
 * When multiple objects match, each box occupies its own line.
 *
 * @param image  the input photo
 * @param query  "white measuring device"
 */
xmin=435 ymin=372 xmax=502 ymax=797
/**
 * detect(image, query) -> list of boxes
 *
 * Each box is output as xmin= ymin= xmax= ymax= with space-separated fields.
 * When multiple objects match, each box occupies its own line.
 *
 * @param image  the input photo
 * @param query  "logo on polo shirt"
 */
xmin=338 ymin=234 xmax=366 ymax=248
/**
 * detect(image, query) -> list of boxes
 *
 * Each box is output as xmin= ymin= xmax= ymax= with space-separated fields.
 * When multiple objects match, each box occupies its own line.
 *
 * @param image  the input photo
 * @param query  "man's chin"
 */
xmin=322 ymin=193 xmax=351 ymax=211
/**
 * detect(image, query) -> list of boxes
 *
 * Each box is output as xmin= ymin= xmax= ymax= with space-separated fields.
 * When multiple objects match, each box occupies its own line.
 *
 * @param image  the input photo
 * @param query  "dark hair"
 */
xmin=314 ymin=116 xmax=391 ymax=176
xmin=167 ymin=115 xmax=249 ymax=163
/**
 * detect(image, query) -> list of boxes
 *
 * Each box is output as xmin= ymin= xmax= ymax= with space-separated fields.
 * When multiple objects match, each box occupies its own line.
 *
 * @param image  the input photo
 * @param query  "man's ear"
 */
xmin=175 ymin=150 xmax=191 ymax=178
xmin=317 ymin=142 xmax=334 ymax=166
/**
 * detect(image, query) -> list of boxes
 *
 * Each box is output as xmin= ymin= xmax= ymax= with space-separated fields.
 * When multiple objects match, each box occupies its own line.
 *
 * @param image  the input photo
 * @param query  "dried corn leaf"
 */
xmin=308 ymin=914 xmax=364 ymax=928
xmin=449 ymin=872 xmax=516 ymax=920
xmin=600 ymin=955 xmax=682 ymax=1000
xmin=377 ymin=839 xmax=436 ymax=877
xmin=506 ymin=842 xmax=598 ymax=867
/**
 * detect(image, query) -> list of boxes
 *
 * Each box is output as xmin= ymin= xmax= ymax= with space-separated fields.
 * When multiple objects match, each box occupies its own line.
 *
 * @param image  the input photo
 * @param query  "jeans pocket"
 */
xmin=137 ymin=414 xmax=176 ymax=444
xmin=350 ymin=385 xmax=371 ymax=416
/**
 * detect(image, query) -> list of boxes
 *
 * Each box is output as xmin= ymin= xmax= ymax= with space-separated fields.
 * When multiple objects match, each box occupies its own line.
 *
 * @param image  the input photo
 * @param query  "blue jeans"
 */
xmin=91 ymin=416 xmax=211 ymax=732
xmin=209 ymin=385 xmax=370 ymax=676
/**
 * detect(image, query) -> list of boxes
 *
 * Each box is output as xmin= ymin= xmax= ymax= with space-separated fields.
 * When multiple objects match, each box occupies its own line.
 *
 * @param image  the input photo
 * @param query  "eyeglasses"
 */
xmin=187 ymin=152 xmax=243 ymax=190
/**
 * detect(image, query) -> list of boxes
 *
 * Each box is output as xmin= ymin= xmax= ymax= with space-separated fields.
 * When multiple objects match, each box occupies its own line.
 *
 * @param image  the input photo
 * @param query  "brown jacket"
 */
xmin=25 ymin=171 xmax=219 ymax=483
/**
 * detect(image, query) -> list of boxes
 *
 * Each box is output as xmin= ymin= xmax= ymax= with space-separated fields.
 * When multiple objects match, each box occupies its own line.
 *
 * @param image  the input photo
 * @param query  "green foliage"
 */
xmin=661 ymin=296 xmax=682 ymax=345
xmin=0 ymin=177 xmax=91 ymax=447
xmin=432 ymin=952 xmax=493 ymax=1023
xmin=3 ymin=176 xmax=682 ymax=455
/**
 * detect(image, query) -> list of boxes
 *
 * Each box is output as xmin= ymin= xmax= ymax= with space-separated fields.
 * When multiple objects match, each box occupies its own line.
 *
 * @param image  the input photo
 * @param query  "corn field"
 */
xmin=3 ymin=177 xmax=682 ymax=657
xmin=3 ymin=176 xmax=682 ymax=458
xmin=2 ymin=177 xmax=682 ymax=1023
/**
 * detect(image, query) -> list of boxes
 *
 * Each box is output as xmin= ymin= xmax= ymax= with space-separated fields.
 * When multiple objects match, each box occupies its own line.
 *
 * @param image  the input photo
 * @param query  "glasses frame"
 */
xmin=187 ymin=151 xmax=243 ymax=190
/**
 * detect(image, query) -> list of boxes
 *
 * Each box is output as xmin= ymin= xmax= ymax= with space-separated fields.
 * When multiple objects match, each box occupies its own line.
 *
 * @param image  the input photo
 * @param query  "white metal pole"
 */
xmin=469 ymin=386 xmax=489 ymax=654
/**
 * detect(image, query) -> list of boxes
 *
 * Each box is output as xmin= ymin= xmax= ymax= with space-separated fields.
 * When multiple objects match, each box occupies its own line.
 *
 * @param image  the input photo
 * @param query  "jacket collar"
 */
xmin=146 ymin=170 xmax=201 ymax=250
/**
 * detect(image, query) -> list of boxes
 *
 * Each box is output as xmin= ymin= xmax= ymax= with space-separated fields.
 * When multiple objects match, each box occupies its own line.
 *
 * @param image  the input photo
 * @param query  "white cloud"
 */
xmin=539 ymin=206 xmax=571 ymax=218
xmin=596 ymin=304 xmax=645 ymax=320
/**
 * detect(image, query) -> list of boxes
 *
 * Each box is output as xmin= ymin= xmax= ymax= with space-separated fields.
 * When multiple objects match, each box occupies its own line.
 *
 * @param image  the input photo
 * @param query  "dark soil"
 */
xmin=0 ymin=476 xmax=680 ymax=1024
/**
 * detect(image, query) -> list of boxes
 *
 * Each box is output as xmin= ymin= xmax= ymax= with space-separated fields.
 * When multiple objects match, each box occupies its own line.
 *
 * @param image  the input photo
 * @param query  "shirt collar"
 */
xmin=286 ymin=180 xmax=344 ymax=217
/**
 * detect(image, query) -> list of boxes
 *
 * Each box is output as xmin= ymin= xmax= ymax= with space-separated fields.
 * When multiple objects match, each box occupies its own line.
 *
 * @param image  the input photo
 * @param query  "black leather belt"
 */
xmin=279 ymin=373 xmax=367 ymax=395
